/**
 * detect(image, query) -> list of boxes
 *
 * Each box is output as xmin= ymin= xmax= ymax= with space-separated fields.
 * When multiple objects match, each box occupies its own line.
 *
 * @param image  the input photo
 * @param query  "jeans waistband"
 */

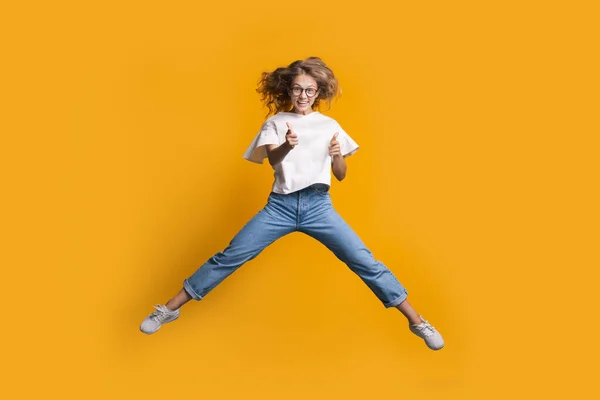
xmin=302 ymin=183 xmax=330 ymax=193
xmin=271 ymin=183 xmax=330 ymax=197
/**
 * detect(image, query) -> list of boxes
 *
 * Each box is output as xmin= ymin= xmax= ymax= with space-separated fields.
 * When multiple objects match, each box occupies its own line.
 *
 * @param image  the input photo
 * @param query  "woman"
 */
xmin=140 ymin=57 xmax=444 ymax=351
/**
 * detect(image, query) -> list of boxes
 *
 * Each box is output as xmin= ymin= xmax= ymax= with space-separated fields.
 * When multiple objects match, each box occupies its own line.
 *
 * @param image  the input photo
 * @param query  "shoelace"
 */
xmin=150 ymin=305 xmax=174 ymax=322
xmin=414 ymin=320 xmax=436 ymax=337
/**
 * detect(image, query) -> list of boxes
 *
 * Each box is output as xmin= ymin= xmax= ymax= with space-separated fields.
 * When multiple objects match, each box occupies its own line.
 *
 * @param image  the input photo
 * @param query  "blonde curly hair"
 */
xmin=256 ymin=57 xmax=341 ymax=117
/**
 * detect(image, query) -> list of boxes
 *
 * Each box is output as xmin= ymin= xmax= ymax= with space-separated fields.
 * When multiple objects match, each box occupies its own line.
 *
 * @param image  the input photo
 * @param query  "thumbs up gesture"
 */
xmin=329 ymin=132 xmax=342 ymax=158
xmin=285 ymin=122 xmax=299 ymax=149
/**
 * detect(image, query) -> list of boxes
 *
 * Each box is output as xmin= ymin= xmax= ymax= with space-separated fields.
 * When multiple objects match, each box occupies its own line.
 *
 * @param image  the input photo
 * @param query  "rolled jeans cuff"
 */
xmin=384 ymin=290 xmax=408 ymax=308
xmin=183 ymin=279 xmax=203 ymax=301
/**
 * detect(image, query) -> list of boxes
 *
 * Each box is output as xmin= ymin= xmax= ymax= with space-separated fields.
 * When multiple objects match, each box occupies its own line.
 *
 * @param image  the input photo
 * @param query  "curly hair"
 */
xmin=256 ymin=57 xmax=341 ymax=118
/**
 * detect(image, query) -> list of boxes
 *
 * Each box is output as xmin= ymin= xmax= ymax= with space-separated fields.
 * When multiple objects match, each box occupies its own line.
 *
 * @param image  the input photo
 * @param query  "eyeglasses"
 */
xmin=290 ymin=86 xmax=319 ymax=98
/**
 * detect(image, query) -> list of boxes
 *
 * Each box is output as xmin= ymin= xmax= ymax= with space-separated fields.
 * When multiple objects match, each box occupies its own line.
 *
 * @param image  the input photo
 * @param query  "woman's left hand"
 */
xmin=329 ymin=132 xmax=342 ymax=158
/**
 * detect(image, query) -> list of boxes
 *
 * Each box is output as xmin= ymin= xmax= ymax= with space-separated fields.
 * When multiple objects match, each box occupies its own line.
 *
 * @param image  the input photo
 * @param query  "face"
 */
xmin=289 ymin=74 xmax=319 ymax=115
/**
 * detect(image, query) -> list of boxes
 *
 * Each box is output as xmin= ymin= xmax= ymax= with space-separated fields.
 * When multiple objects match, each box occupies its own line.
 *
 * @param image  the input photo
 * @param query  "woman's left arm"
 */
xmin=332 ymin=155 xmax=347 ymax=181
xmin=329 ymin=132 xmax=347 ymax=181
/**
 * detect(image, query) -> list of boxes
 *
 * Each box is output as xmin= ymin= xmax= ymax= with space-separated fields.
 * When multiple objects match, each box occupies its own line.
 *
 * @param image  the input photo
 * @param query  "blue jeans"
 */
xmin=183 ymin=184 xmax=408 ymax=308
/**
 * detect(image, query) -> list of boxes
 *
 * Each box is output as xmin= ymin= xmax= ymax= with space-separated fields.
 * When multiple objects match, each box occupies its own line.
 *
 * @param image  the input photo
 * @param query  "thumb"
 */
xmin=286 ymin=122 xmax=294 ymax=132
xmin=331 ymin=132 xmax=339 ymax=142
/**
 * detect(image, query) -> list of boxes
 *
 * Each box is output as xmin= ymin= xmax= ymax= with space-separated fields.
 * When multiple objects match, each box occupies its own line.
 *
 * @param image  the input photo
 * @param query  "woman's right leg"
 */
xmin=182 ymin=201 xmax=296 ymax=302
xmin=165 ymin=287 xmax=193 ymax=310
xmin=141 ymin=194 xmax=296 ymax=334
xmin=168 ymin=191 xmax=298 ymax=307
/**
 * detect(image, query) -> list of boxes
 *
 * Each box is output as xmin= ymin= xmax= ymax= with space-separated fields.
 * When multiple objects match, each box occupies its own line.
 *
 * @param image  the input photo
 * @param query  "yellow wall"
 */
xmin=2 ymin=1 xmax=598 ymax=399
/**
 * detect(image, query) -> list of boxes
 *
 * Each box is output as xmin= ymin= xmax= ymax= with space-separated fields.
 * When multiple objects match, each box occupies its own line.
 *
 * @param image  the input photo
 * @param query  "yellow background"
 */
xmin=2 ymin=1 xmax=598 ymax=399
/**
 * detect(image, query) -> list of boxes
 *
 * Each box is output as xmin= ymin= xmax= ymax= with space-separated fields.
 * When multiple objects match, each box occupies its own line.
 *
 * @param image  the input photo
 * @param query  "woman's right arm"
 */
xmin=266 ymin=143 xmax=292 ymax=166
xmin=265 ymin=122 xmax=297 ymax=166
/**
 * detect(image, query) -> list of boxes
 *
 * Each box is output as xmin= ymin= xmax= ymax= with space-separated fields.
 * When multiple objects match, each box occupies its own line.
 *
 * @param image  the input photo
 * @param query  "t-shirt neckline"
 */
xmin=279 ymin=111 xmax=321 ymax=117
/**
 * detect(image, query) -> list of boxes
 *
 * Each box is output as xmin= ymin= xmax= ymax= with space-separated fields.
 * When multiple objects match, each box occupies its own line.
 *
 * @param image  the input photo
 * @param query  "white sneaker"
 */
xmin=409 ymin=316 xmax=444 ymax=350
xmin=140 ymin=305 xmax=180 ymax=334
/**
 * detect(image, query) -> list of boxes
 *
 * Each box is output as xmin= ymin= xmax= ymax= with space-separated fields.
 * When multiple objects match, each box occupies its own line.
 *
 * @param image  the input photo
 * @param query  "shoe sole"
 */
xmin=427 ymin=344 xmax=444 ymax=351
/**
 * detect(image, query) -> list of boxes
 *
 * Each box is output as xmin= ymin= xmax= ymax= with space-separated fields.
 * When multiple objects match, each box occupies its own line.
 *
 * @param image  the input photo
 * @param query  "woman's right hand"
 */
xmin=285 ymin=122 xmax=299 ymax=149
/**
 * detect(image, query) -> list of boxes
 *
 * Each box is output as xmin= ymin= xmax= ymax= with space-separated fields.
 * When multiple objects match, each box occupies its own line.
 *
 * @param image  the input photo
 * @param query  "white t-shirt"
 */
xmin=243 ymin=111 xmax=359 ymax=194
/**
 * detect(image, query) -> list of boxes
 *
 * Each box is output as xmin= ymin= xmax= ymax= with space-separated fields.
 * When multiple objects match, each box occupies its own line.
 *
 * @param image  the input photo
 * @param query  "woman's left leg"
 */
xmin=299 ymin=191 xmax=410 ymax=311
xmin=300 ymin=197 xmax=444 ymax=349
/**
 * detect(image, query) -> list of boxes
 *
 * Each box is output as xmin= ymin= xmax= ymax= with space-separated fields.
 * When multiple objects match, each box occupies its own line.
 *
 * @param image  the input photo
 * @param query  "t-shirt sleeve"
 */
xmin=242 ymin=119 xmax=280 ymax=164
xmin=335 ymin=123 xmax=359 ymax=161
